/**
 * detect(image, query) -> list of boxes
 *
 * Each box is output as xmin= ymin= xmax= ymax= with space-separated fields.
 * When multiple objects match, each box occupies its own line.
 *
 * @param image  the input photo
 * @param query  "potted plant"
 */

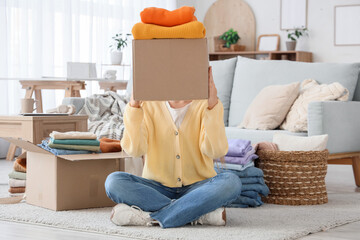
xmin=217 ymin=28 xmax=243 ymax=51
xmin=286 ymin=27 xmax=308 ymax=51
xmin=109 ymin=33 xmax=131 ymax=65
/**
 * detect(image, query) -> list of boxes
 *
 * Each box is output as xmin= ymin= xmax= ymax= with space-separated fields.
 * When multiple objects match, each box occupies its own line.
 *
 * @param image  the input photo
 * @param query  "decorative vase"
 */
xmin=110 ymin=50 xmax=123 ymax=65
xmin=286 ymin=41 xmax=296 ymax=51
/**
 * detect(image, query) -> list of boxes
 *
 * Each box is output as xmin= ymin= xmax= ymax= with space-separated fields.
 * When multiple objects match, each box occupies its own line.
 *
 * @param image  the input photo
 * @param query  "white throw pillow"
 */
xmin=273 ymin=133 xmax=328 ymax=151
xmin=239 ymin=82 xmax=300 ymax=130
xmin=281 ymin=79 xmax=349 ymax=132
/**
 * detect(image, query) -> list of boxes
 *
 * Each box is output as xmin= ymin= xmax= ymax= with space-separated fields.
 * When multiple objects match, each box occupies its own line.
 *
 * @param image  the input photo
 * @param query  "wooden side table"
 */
xmin=0 ymin=115 xmax=88 ymax=161
xmin=19 ymin=80 xmax=86 ymax=113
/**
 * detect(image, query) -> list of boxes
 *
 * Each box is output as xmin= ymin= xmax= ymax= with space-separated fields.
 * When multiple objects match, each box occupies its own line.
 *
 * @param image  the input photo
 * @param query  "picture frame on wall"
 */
xmin=334 ymin=5 xmax=360 ymax=46
xmin=280 ymin=0 xmax=307 ymax=30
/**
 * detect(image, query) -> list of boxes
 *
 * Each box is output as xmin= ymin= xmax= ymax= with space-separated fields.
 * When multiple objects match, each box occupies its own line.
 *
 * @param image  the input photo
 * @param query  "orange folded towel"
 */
xmin=132 ymin=21 xmax=206 ymax=40
xmin=141 ymin=6 xmax=197 ymax=27
xmin=100 ymin=138 xmax=122 ymax=153
xmin=8 ymin=187 xmax=26 ymax=194
xmin=13 ymin=157 xmax=26 ymax=173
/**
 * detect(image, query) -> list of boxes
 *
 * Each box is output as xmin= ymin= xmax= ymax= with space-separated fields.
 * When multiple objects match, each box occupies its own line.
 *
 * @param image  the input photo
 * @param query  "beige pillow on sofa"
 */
xmin=273 ymin=133 xmax=328 ymax=151
xmin=239 ymin=82 xmax=300 ymax=130
xmin=281 ymin=79 xmax=349 ymax=132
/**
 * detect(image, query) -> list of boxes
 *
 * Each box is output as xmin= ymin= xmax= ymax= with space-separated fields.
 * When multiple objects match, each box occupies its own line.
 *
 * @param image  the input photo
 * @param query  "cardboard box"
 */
xmin=132 ymin=38 xmax=209 ymax=101
xmin=4 ymin=137 xmax=127 ymax=211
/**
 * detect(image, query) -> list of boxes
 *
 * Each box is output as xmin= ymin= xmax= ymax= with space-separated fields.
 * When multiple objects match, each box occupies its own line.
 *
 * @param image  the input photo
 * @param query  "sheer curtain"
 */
xmin=0 ymin=0 xmax=176 ymax=157
xmin=0 ymin=0 xmax=176 ymax=115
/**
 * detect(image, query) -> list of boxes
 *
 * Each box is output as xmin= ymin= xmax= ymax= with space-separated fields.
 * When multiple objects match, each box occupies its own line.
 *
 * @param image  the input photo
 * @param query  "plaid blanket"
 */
xmin=78 ymin=91 xmax=129 ymax=140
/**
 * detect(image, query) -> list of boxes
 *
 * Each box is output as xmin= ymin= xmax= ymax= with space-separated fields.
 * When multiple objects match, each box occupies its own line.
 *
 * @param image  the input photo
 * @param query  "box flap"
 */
xmin=2 ymin=137 xmax=51 ymax=155
xmin=17 ymin=151 xmax=27 ymax=159
xmin=59 ymin=151 xmax=129 ymax=161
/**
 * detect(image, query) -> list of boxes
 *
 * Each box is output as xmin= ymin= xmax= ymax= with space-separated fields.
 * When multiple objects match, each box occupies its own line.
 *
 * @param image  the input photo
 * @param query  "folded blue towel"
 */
xmin=240 ymin=177 xmax=265 ymax=185
xmin=215 ymin=166 xmax=264 ymax=178
xmin=227 ymin=195 xmax=261 ymax=208
xmin=241 ymin=190 xmax=260 ymax=199
xmin=50 ymin=138 xmax=100 ymax=146
xmin=38 ymin=140 xmax=96 ymax=155
xmin=242 ymin=183 xmax=270 ymax=196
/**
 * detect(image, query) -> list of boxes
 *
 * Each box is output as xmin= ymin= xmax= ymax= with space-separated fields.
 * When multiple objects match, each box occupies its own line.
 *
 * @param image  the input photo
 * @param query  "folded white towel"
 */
xmin=49 ymin=131 xmax=97 ymax=140
xmin=9 ymin=178 xmax=26 ymax=188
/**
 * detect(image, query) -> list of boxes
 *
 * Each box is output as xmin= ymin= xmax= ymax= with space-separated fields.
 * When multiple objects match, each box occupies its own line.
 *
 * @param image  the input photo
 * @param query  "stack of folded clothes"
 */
xmin=215 ymin=139 xmax=258 ymax=171
xmin=132 ymin=6 xmax=206 ymax=40
xmin=214 ymin=139 xmax=269 ymax=208
xmin=216 ymin=166 xmax=270 ymax=208
xmin=8 ymin=156 xmax=26 ymax=197
xmin=39 ymin=131 xmax=101 ymax=155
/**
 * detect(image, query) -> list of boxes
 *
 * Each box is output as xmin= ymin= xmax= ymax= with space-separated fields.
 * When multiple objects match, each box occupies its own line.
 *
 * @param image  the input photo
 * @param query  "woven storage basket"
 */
xmin=256 ymin=150 xmax=329 ymax=205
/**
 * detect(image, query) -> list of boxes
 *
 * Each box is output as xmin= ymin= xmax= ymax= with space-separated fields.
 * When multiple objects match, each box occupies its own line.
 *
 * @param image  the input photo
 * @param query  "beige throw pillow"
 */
xmin=239 ymin=82 xmax=300 ymax=130
xmin=281 ymin=79 xmax=349 ymax=132
xmin=273 ymin=133 xmax=328 ymax=151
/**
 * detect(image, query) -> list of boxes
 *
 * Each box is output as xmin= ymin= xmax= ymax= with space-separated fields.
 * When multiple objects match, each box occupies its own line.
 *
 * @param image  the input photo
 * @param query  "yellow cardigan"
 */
xmin=120 ymin=100 xmax=228 ymax=188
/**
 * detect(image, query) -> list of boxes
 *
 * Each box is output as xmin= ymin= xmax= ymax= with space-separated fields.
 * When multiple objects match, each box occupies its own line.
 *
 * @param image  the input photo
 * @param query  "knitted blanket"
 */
xmin=78 ymin=91 xmax=129 ymax=140
xmin=132 ymin=21 xmax=206 ymax=40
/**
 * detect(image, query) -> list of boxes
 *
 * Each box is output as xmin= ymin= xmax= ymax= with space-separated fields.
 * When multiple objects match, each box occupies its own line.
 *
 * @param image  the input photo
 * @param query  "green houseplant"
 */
xmin=286 ymin=27 xmax=308 ymax=51
xmin=109 ymin=33 xmax=131 ymax=65
xmin=219 ymin=28 xmax=240 ymax=48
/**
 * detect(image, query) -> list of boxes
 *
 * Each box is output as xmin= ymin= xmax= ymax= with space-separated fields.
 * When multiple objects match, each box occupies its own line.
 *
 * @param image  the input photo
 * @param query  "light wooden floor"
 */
xmin=0 ymin=159 xmax=359 ymax=240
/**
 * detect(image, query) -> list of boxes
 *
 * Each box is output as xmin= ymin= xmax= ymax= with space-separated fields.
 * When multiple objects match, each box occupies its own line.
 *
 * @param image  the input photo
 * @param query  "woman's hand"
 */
xmin=129 ymin=93 xmax=141 ymax=108
xmin=208 ymin=66 xmax=218 ymax=110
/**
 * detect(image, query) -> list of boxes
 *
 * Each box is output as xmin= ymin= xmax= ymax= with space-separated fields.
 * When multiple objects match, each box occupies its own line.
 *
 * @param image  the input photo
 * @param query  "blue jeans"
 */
xmin=105 ymin=171 xmax=242 ymax=228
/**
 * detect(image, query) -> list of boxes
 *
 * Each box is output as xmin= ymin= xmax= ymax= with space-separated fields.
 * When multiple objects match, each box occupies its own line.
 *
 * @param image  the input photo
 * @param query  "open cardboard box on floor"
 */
xmin=4 ymin=137 xmax=128 ymax=211
xmin=132 ymin=38 xmax=209 ymax=101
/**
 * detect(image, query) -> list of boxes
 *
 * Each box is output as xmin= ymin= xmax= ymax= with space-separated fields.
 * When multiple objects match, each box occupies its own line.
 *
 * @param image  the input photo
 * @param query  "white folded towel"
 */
xmin=49 ymin=131 xmax=97 ymax=140
xmin=9 ymin=178 xmax=26 ymax=188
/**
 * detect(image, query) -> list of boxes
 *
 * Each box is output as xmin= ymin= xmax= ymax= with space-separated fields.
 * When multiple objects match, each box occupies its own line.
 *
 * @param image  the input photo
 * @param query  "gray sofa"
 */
xmin=64 ymin=56 xmax=360 ymax=185
xmin=208 ymin=56 xmax=360 ymax=155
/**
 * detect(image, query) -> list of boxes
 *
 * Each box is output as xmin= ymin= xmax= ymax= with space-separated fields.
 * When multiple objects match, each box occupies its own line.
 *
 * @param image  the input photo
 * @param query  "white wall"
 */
xmin=177 ymin=0 xmax=360 ymax=62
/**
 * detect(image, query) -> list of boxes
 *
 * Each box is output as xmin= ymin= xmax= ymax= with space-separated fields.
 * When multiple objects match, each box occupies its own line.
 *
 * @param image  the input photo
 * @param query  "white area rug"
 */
xmin=1 ymin=190 xmax=360 ymax=240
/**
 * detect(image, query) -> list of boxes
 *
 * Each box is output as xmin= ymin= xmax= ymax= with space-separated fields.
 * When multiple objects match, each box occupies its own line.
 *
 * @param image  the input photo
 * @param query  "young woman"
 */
xmin=105 ymin=67 xmax=242 ymax=228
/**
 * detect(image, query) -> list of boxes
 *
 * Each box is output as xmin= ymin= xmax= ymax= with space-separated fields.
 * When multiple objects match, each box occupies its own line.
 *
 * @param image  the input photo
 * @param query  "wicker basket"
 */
xmin=256 ymin=150 xmax=329 ymax=205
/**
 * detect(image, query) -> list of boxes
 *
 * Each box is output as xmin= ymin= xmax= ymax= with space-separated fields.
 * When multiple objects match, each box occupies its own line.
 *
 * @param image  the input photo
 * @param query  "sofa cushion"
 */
xmin=225 ymin=127 xmax=307 ymax=144
xmin=228 ymin=57 xmax=360 ymax=127
xmin=273 ymin=133 xmax=328 ymax=151
xmin=281 ymin=79 xmax=349 ymax=132
xmin=210 ymin=57 xmax=237 ymax=126
xmin=240 ymin=82 xmax=300 ymax=130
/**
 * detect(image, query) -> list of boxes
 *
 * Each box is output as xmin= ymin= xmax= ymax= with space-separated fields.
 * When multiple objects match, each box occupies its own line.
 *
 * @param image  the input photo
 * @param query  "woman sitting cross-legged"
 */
xmin=105 ymin=67 xmax=242 ymax=228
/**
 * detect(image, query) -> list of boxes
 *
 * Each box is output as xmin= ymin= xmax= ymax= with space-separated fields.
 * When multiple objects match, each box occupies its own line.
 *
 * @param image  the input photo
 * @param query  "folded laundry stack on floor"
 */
xmin=8 ymin=157 xmax=26 ymax=197
xmin=132 ymin=6 xmax=206 ymax=39
xmin=38 ymin=131 xmax=101 ymax=155
xmin=214 ymin=139 xmax=270 ymax=208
